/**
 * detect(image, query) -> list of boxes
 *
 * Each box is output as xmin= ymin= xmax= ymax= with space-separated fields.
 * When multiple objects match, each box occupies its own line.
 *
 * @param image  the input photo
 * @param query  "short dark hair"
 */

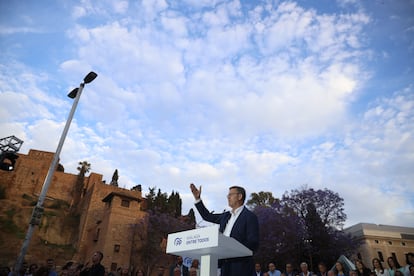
xmin=229 ymin=186 xmax=246 ymax=203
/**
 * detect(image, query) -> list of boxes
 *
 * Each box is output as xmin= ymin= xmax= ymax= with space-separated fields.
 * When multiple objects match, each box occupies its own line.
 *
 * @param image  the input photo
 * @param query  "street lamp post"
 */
xmin=14 ymin=72 xmax=97 ymax=274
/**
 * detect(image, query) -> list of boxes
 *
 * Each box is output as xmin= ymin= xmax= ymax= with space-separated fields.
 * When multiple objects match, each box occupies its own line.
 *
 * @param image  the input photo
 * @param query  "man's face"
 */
xmin=192 ymin=260 xmax=199 ymax=268
xmin=268 ymin=263 xmax=276 ymax=272
xmin=68 ymin=264 xmax=77 ymax=276
xmin=47 ymin=260 xmax=54 ymax=269
xmin=177 ymin=256 xmax=183 ymax=265
xmin=227 ymin=188 xmax=242 ymax=209
xmin=301 ymin=264 xmax=308 ymax=272
xmin=318 ymin=265 xmax=326 ymax=273
xmin=92 ymin=252 xmax=101 ymax=263
xmin=255 ymin=264 xmax=261 ymax=272
xmin=286 ymin=264 xmax=293 ymax=273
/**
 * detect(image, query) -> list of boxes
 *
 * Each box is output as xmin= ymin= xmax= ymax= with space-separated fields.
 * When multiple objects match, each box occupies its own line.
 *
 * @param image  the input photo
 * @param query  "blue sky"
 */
xmin=1 ymin=0 xmax=413 ymax=228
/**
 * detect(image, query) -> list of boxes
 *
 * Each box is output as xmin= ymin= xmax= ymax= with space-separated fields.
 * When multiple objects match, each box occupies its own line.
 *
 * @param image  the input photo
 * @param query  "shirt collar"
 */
xmin=231 ymin=205 xmax=244 ymax=216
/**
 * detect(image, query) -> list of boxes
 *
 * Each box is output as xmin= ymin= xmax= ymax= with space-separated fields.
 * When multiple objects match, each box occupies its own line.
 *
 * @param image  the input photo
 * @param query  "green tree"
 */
xmin=246 ymin=191 xmax=278 ymax=209
xmin=110 ymin=169 xmax=119 ymax=186
xmin=77 ymin=161 xmax=91 ymax=176
xmin=71 ymin=161 xmax=91 ymax=213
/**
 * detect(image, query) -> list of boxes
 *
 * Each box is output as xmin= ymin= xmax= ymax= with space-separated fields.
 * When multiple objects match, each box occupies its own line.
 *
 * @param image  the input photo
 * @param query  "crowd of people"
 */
xmin=1 ymin=253 xmax=414 ymax=276
xmin=1 ymin=252 xmax=105 ymax=276
xmin=252 ymin=254 xmax=414 ymax=276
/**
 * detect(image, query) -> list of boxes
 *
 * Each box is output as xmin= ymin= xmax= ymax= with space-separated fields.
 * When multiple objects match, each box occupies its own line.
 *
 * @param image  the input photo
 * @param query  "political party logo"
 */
xmin=183 ymin=257 xmax=192 ymax=268
xmin=174 ymin=237 xmax=182 ymax=246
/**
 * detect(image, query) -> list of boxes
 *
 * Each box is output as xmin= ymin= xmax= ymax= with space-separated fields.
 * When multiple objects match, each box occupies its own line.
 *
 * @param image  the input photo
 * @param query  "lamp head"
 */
xmin=83 ymin=71 xmax=98 ymax=84
xmin=67 ymin=88 xmax=79 ymax=99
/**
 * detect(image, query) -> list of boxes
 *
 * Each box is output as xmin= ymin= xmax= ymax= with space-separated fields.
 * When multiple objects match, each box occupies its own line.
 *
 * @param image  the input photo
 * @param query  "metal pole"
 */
xmin=14 ymin=83 xmax=85 ymax=273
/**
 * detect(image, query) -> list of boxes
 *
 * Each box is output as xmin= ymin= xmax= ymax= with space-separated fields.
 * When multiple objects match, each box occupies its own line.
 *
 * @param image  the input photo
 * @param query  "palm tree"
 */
xmin=71 ymin=161 xmax=91 ymax=213
xmin=77 ymin=161 xmax=91 ymax=177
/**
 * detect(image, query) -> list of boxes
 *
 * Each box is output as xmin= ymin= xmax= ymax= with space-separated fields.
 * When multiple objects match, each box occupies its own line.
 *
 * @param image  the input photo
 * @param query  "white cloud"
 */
xmin=1 ymin=0 xmax=413 ymax=229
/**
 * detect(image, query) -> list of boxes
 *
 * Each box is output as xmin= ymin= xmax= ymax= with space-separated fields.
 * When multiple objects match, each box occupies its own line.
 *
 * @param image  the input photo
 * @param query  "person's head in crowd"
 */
xmin=394 ymin=271 xmax=403 ymax=276
xmin=355 ymin=260 xmax=367 ymax=271
xmin=175 ymin=256 xmax=183 ymax=266
xmin=190 ymin=259 xmax=199 ymax=269
xmin=372 ymin=258 xmax=384 ymax=273
xmin=46 ymin=260 xmax=54 ymax=271
xmin=300 ymin=263 xmax=309 ymax=273
xmin=255 ymin=263 xmax=262 ymax=272
xmin=387 ymin=256 xmax=401 ymax=269
xmin=409 ymin=264 xmax=414 ymax=276
xmin=318 ymin=262 xmax=327 ymax=274
xmin=135 ymin=270 xmax=145 ymax=276
xmin=268 ymin=262 xmax=277 ymax=272
xmin=156 ymin=266 xmax=164 ymax=276
xmin=286 ymin=263 xmax=294 ymax=274
xmin=334 ymin=261 xmax=346 ymax=274
xmin=407 ymin=253 xmax=414 ymax=266
xmin=92 ymin=251 xmax=104 ymax=265
xmin=29 ymin=264 xmax=39 ymax=275
xmin=120 ymin=268 xmax=128 ymax=276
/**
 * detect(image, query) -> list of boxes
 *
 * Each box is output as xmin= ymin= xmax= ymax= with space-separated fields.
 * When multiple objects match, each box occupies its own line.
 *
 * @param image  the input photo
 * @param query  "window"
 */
xmin=121 ymin=199 xmax=130 ymax=207
xmin=392 ymin=253 xmax=397 ymax=260
xmin=388 ymin=241 xmax=393 ymax=245
xmin=94 ymin=228 xmax=100 ymax=242
xmin=110 ymin=263 xmax=117 ymax=272
xmin=402 ymin=242 xmax=406 ymax=246
xmin=114 ymin=244 xmax=120 ymax=253
xmin=374 ymin=239 xmax=379 ymax=244
xmin=378 ymin=251 xmax=384 ymax=262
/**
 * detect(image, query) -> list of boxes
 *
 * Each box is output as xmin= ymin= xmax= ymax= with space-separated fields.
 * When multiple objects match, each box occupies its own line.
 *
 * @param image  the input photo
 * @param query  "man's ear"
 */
xmin=237 ymin=193 xmax=243 ymax=201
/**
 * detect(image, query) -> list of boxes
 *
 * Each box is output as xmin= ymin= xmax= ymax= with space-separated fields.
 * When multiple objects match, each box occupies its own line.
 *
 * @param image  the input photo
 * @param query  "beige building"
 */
xmin=345 ymin=223 xmax=414 ymax=269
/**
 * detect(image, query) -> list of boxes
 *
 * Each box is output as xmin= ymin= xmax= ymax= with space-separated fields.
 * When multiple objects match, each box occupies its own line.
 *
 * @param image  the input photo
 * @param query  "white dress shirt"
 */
xmin=223 ymin=205 xmax=244 ymax=237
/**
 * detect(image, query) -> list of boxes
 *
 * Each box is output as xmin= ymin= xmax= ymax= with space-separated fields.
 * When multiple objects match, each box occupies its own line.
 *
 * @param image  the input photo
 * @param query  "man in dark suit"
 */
xmin=80 ymin=251 xmax=105 ymax=276
xmin=169 ymin=256 xmax=188 ymax=276
xmin=190 ymin=183 xmax=260 ymax=276
xmin=254 ymin=263 xmax=264 ymax=276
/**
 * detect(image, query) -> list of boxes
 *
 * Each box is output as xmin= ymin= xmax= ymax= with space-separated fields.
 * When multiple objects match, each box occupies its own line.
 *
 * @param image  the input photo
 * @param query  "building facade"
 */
xmin=345 ymin=223 xmax=414 ymax=269
xmin=0 ymin=149 xmax=148 ymax=270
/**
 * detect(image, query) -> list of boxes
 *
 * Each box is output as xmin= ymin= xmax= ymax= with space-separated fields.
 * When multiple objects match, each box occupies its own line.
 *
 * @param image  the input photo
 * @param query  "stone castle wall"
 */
xmin=0 ymin=149 xmax=146 ymax=269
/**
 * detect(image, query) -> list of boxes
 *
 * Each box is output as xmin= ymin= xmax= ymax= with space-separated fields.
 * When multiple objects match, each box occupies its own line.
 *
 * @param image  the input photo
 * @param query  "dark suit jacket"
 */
xmin=195 ymin=200 xmax=260 ymax=276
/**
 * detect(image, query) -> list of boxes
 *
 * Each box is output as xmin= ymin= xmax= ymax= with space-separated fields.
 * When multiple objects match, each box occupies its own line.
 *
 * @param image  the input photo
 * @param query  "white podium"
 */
xmin=166 ymin=225 xmax=252 ymax=276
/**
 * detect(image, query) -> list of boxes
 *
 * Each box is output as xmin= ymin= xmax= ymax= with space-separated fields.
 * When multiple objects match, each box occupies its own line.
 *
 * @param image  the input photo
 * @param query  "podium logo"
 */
xmin=174 ymin=237 xmax=182 ymax=246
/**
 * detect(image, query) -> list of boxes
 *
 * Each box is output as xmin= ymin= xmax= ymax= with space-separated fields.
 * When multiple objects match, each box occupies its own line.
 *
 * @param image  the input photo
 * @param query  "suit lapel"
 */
xmin=229 ymin=206 xmax=246 ymax=236
xmin=219 ymin=211 xmax=231 ymax=233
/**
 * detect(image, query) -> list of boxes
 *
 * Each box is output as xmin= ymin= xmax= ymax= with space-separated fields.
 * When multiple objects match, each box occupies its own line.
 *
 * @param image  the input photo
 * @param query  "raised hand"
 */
xmin=190 ymin=183 xmax=201 ymax=200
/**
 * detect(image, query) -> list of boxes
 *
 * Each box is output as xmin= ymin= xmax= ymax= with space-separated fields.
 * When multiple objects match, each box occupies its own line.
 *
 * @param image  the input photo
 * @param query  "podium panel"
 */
xmin=166 ymin=225 xmax=252 ymax=276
